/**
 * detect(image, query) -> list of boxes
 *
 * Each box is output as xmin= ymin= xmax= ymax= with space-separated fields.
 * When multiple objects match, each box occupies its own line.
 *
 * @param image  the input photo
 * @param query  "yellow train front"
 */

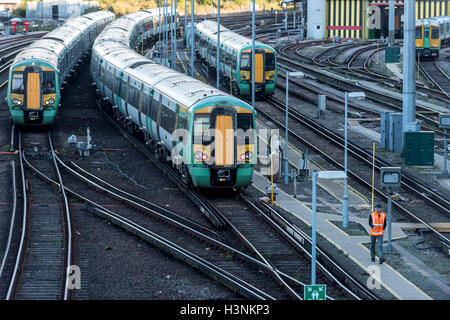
xmin=415 ymin=16 xmax=450 ymax=59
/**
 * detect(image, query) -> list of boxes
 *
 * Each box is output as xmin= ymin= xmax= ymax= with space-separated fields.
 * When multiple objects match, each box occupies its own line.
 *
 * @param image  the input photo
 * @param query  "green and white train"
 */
xmin=7 ymin=11 xmax=115 ymax=126
xmin=195 ymin=20 xmax=277 ymax=97
xmin=91 ymin=9 xmax=257 ymax=189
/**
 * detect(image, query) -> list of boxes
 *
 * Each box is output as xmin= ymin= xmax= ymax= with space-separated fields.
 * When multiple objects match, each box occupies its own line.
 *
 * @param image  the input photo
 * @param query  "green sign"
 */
xmin=385 ymin=46 xmax=400 ymax=63
xmin=304 ymin=285 xmax=326 ymax=300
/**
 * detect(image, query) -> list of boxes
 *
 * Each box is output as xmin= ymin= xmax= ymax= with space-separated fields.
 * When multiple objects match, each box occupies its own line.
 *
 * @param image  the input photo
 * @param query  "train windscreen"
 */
xmin=265 ymin=52 xmax=275 ymax=70
xmin=431 ymin=26 xmax=439 ymax=39
xmin=194 ymin=114 xmax=211 ymax=145
xmin=43 ymin=71 xmax=56 ymax=94
xmin=415 ymin=26 xmax=422 ymax=39
xmin=240 ymin=53 xmax=250 ymax=70
xmin=11 ymin=72 xmax=24 ymax=94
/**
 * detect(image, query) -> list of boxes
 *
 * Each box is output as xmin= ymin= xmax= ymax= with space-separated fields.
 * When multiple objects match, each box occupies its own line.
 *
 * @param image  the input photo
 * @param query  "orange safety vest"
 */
xmin=370 ymin=211 xmax=386 ymax=236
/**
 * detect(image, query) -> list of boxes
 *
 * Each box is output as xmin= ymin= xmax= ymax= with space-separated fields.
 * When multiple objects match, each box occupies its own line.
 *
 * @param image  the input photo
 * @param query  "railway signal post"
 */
xmin=380 ymin=167 xmax=401 ymax=252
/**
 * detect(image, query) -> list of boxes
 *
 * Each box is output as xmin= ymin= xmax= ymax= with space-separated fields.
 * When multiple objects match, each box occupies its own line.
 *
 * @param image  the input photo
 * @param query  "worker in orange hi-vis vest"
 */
xmin=369 ymin=204 xmax=387 ymax=264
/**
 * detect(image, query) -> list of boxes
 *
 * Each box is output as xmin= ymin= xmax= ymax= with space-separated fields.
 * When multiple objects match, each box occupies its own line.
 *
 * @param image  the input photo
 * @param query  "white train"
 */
xmin=8 ymin=10 xmax=115 ymax=125
xmin=91 ymin=9 xmax=257 ymax=189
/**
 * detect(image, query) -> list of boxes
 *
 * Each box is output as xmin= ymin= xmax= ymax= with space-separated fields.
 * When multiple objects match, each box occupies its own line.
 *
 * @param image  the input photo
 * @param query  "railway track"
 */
xmin=276 ymin=47 xmax=445 ymax=135
xmin=280 ymin=41 xmax=450 ymax=104
xmin=419 ymin=61 xmax=450 ymax=98
xmin=91 ymin=93 xmax=379 ymax=300
xmin=0 ymin=129 xmax=73 ymax=300
xmin=253 ymin=96 xmax=450 ymax=251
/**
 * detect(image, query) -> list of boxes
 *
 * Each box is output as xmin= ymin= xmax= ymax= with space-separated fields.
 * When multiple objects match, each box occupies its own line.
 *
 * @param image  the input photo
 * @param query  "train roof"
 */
xmin=125 ymin=63 xmax=229 ymax=108
xmin=13 ymin=45 xmax=59 ymax=67
xmin=416 ymin=16 xmax=450 ymax=26
xmin=195 ymin=20 xmax=275 ymax=52
xmin=11 ymin=10 xmax=115 ymax=70
xmin=93 ymin=9 xmax=252 ymax=111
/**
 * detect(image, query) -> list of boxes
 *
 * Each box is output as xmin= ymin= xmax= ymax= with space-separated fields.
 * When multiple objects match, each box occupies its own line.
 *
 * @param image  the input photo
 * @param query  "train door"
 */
xmin=211 ymin=107 xmax=236 ymax=167
xmin=254 ymin=51 xmax=264 ymax=83
xmin=26 ymin=71 xmax=41 ymax=110
xmin=423 ymin=25 xmax=430 ymax=49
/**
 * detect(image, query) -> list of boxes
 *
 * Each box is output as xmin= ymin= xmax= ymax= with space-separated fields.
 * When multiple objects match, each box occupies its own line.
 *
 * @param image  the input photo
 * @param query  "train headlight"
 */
xmin=45 ymin=98 xmax=55 ymax=105
xmin=240 ymin=151 xmax=253 ymax=161
xmin=12 ymin=98 xmax=22 ymax=105
xmin=194 ymin=151 xmax=203 ymax=160
xmin=194 ymin=151 xmax=208 ymax=161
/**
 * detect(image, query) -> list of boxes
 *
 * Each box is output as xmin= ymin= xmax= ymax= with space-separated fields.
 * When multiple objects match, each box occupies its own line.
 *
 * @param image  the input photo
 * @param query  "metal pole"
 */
xmin=293 ymin=9 xmax=296 ymax=30
xmin=158 ymin=0 xmax=161 ymax=45
xmin=163 ymin=0 xmax=166 ymax=66
xmin=174 ymin=0 xmax=177 ymax=71
xmin=166 ymin=0 xmax=170 ymax=67
xmin=191 ymin=0 xmax=194 ymax=78
xmin=216 ymin=0 xmax=220 ymax=89
xmin=388 ymin=0 xmax=395 ymax=46
xmin=444 ymin=128 xmax=448 ymax=175
xmin=184 ymin=0 xmax=187 ymax=43
xmin=251 ymin=0 xmax=255 ymax=108
xmin=343 ymin=92 xmax=349 ymax=228
xmin=386 ymin=187 xmax=392 ymax=251
xmin=371 ymin=142 xmax=376 ymax=211
xmin=402 ymin=0 xmax=417 ymax=136
xmin=284 ymin=72 xmax=289 ymax=185
xmin=171 ymin=0 xmax=175 ymax=69
xmin=312 ymin=170 xmax=317 ymax=285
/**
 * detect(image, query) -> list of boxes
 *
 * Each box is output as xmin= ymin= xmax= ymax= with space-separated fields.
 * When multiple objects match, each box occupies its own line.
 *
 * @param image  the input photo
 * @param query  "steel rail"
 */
xmin=21 ymin=153 xmax=290 ymax=300
xmin=48 ymin=132 xmax=73 ymax=300
xmin=241 ymin=194 xmax=373 ymax=300
xmin=57 ymin=156 xmax=219 ymax=238
xmin=5 ymin=133 xmax=28 ymax=300
xmin=256 ymin=97 xmax=450 ymax=247
xmin=0 ymin=161 xmax=18 ymax=287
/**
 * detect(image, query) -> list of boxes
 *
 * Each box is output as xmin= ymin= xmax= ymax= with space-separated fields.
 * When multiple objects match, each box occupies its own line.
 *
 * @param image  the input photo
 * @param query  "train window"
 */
xmin=129 ymin=85 xmax=139 ymax=107
xmin=237 ymin=113 xmax=254 ymax=131
xmin=176 ymin=114 xmax=187 ymax=130
xmin=415 ymin=26 xmax=422 ymax=39
xmin=119 ymin=79 xmax=127 ymax=98
xmin=240 ymin=53 xmax=250 ymax=70
xmin=150 ymin=96 xmax=160 ymax=121
xmin=265 ymin=52 xmax=275 ymax=70
xmin=43 ymin=71 xmax=56 ymax=94
xmin=11 ymin=72 xmax=24 ymax=94
xmin=232 ymin=56 xmax=237 ymax=70
xmin=424 ymin=28 xmax=429 ymax=39
xmin=193 ymin=114 xmax=211 ymax=144
xmin=160 ymin=105 xmax=176 ymax=133
xmin=143 ymin=93 xmax=151 ymax=116
xmin=431 ymin=27 xmax=439 ymax=39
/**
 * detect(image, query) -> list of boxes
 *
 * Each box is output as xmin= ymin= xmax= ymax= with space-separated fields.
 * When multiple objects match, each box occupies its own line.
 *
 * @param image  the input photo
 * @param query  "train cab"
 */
xmin=239 ymin=48 xmax=276 ymax=95
xmin=9 ymin=63 xmax=58 ymax=125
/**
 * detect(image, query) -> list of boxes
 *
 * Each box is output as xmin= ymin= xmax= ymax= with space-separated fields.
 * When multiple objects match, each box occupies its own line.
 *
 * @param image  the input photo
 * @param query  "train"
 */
xmin=91 ymin=9 xmax=257 ymax=189
xmin=415 ymin=16 xmax=450 ymax=59
xmin=194 ymin=20 xmax=277 ymax=97
xmin=7 ymin=11 xmax=115 ymax=126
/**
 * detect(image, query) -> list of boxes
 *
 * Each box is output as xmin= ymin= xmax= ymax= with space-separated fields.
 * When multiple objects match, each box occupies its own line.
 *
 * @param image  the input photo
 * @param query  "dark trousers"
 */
xmin=370 ymin=235 xmax=384 ymax=260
